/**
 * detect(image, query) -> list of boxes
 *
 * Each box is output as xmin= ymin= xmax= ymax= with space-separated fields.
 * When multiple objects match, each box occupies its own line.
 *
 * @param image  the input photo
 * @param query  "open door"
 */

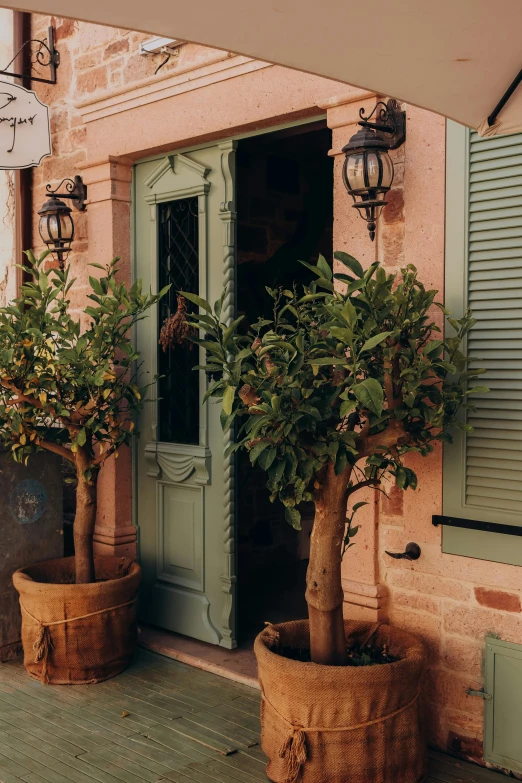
xmin=134 ymin=141 xmax=238 ymax=648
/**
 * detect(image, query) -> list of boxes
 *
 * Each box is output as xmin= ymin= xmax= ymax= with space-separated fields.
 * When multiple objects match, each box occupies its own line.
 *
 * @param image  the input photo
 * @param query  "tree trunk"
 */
xmin=306 ymin=461 xmax=352 ymax=665
xmin=74 ymin=450 xmax=98 ymax=584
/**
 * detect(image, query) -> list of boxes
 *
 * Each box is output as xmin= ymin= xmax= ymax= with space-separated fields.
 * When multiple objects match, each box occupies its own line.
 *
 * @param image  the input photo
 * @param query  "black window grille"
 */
xmin=157 ymin=198 xmax=200 ymax=445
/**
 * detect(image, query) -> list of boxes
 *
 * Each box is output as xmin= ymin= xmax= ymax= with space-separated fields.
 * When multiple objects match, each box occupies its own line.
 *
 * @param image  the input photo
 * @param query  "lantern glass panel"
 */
xmin=39 ymin=215 xmax=52 ymax=244
xmin=378 ymin=150 xmax=394 ymax=189
xmin=58 ymin=212 xmax=74 ymax=242
xmin=366 ymin=152 xmax=381 ymax=188
xmin=346 ymin=153 xmax=366 ymax=191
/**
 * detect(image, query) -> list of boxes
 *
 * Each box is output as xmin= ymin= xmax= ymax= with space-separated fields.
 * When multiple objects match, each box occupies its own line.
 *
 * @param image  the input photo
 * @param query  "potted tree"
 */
xmin=182 ymin=254 xmax=484 ymax=783
xmin=2 ymin=252 xmax=166 ymax=684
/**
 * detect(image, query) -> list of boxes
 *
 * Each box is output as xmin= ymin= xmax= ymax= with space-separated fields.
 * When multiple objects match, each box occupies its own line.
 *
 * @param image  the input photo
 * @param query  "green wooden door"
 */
xmin=134 ymin=142 xmax=237 ymax=648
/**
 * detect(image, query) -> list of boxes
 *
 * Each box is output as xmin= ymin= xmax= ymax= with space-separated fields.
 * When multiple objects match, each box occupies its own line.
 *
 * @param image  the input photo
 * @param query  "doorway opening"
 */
xmin=235 ymin=121 xmax=334 ymax=647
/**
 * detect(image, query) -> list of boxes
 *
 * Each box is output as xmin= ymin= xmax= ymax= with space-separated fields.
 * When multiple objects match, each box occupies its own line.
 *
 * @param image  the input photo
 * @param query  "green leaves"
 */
xmin=285 ymin=506 xmax=302 ymax=530
xmin=334 ymin=251 xmax=364 ymax=278
xmin=179 ymin=291 xmax=212 ymax=313
xmin=359 ymin=332 xmax=393 ymax=353
xmin=222 ymin=385 xmax=236 ymax=415
xmin=182 ymin=251 xmax=481 ymax=534
xmin=0 ymin=251 xmax=166 ymax=474
xmin=353 ymin=378 xmax=384 ymax=416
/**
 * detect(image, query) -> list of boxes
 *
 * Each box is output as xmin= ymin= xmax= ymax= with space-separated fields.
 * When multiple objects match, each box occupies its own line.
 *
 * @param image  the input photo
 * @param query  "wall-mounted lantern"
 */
xmin=38 ymin=176 xmax=87 ymax=268
xmin=342 ymin=99 xmax=406 ymax=241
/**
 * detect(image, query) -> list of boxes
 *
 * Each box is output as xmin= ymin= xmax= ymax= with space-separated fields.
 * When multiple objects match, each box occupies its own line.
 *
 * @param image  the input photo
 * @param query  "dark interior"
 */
xmin=235 ymin=121 xmax=333 ymax=646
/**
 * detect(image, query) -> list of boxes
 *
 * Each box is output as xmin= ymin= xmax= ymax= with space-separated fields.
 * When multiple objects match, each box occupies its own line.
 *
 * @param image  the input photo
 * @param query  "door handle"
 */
xmin=385 ymin=542 xmax=421 ymax=561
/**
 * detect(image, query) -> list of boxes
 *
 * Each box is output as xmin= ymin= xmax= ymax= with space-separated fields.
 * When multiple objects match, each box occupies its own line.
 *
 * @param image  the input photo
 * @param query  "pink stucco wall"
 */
xmin=28 ymin=13 xmax=522 ymax=769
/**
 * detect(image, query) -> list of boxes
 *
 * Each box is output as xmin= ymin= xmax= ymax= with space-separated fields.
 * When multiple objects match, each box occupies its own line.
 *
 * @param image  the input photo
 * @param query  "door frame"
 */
xmin=130 ymin=114 xmax=326 ymax=645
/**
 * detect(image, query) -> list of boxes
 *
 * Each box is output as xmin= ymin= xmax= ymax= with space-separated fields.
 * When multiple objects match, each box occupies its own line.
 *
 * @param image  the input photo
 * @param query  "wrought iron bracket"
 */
xmin=45 ymin=176 xmax=87 ymax=211
xmin=0 ymin=26 xmax=60 ymax=85
xmin=358 ymin=98 xmax=406 ymax=150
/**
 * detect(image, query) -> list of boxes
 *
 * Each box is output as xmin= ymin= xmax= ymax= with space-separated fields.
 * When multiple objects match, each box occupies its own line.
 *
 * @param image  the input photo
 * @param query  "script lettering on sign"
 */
xmin=0 ymin=80 xmax=51 ymax=170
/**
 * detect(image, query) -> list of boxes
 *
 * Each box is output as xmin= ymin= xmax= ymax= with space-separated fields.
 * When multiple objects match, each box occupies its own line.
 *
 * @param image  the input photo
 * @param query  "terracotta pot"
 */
xmin=254 ymin=619 xmax=427 ymax=783
xmin=13 ymin=555 xmax=141 ymax=685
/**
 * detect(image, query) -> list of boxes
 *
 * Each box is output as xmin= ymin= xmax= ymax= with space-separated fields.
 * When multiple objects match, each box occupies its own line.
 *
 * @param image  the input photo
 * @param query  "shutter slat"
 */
xmin=469 ymin=419 xmax=522 ymax=432
xmin=469 ymin=270 xmax=522 ymax=288
xmin=468 ymin=397 xmax=522 ymax=409
xmin=470 ymin=277 xmax=522 ymax=290
xmin=470 ymin=216 xmax=522 ymax=233
xmin=471 ymin=143 xmax=522 ymax=163
xmin=468 ymin=433 xmax=522 ymax=448
xmin=470 ymin=164 xmax=522 ymax=183
xmin=468 ymin=470 xmax=522 ymax=485
xmin=468 ymin=459 xmax=522 ymax=475
xmin=470 ymin=289 xmax=522 ymax=301
xmin=467 ymin=494 xmax=522 ymax=512
xmin=468 ymin=447 xmax=522 ymax=464
xmin=468 ymin=431 xmax=522 ymax=452
xmin=470 ymin=247 xmax=522 ymax=262
xmin=470 ymin=194 xmax=522 ymax=213
xmin=470 ymin=206 xmax=522 ymax=224
xmin=470 ymin=337 xmax=522 ymax=347
xmin=469 ymin=235 xmax=522 ymax=250
xmin=468 ymin=311 xmax=522 ymax=323
xmin=468 ymin=475 xmax=522 ymax=492
xmin=470 ymin=175 xmax=522 ymax=195
xmin=470 ymin=135 xmax=522 ymax=154
xmin=470 ymin=154 xmax=522 ymax=174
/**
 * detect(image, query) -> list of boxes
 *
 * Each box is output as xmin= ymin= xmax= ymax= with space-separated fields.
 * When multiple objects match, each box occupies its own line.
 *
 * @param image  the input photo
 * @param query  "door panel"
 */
xmin=135 ymin=142 xmax=237 ymax=648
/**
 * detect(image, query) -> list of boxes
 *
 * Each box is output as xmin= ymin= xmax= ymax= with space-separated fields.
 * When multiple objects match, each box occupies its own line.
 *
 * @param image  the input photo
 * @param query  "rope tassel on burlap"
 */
xmin=20 ymin=598 xmax=136 ymax=684
xmin=279 ymin=726 xmax=308 ymax=783
xmin=33 ymin=623 xmax=53 ymax=684
xmin=264 ymin=688 xmax=421 ymax=783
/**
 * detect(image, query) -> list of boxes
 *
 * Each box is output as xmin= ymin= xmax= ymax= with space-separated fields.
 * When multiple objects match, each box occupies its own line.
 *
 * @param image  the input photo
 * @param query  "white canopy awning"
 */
xmin=2 ymin=0 xmax=522 ymax=136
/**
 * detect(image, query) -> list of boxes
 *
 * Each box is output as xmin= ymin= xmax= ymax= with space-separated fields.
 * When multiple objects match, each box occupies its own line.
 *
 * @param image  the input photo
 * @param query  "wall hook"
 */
xmin=385 ymin=542 xmax=421 ymax=561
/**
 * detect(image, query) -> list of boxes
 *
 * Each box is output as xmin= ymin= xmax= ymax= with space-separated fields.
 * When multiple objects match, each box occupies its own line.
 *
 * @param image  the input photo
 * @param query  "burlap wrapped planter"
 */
xmin=13 ymin=555 xmax=141 ymax=685
xmin=255 ymin=620 xmax=427 ymax=783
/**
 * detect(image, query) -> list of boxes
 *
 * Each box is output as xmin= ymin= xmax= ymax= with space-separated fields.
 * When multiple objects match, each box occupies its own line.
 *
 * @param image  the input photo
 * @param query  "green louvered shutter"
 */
xmin=443 ymin=121 xmax=522 ymax=564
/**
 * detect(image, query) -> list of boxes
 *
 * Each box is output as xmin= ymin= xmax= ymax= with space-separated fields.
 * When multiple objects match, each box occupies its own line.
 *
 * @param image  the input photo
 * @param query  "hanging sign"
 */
xmin=0 ymin=81 xmax=51 ymax=170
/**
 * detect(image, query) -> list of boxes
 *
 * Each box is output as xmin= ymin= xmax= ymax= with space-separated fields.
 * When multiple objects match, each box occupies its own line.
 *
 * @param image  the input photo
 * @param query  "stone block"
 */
xmin=392 ymin=589 xmax=440 ymax=615
xmin=426 ymin=668 xmax=484 ymax=717
xmin=447 ymin=731 xmax=483 ymax=763
xmin=383 ymin=188 xmax=404 ymax=224
xmin=381 ymin=484 xmax=403 ymax=516
xmin=389 ymin=606 xmax=442 ymax=663
xmin=53 ymin=16 xmax=77 ymax=40
xmin=76 ymin=65 xmax=109 ymax=96
xmin=75 ymin=51 xmax=101 ymax=71
xmin=474 ymin=586 xmax=521 ymax=613
xmin=104 ymin=38 xmax=130 ymax=59
xmin=446 ymin=707 xmax=484 ymax=739
xmin=443 ymin=635 xmax=484 ymax=679
xmin=443 ymin=602 xmax=522 ymax=642
xmin=386 ymin=569 xmax=472 ymax=603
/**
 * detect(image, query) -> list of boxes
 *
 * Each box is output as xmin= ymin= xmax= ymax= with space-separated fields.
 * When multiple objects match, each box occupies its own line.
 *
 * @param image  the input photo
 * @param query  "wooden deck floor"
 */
xmin=0 ymin=649 xmax=506 ymax=783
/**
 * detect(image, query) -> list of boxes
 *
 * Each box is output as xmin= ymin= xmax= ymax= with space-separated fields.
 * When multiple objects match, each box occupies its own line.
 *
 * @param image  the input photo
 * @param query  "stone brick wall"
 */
xmin=29 ymin=13 xmax=231 ymax=305
xmin=374 ymin=112 xmax=522 ymax=766
xmin=24 ymin=13 xmax=522 ymax=772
